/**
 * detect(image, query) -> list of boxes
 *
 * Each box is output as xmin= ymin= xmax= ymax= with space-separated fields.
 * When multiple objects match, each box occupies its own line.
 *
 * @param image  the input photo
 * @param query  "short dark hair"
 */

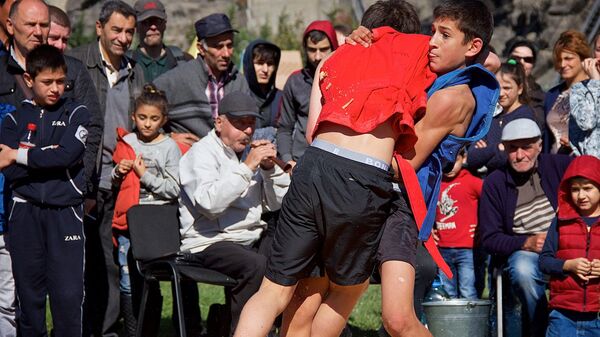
xmin=134 ymin=84 xmax=168 ymax=116
xmin=305 ymin=30 xmax=328 ymax=46
xmin=26 ymin=44 xmax=67 ymax=79
xmin=252 ymin=43 xmax=279 ymax=65
xmin=98 ymin=0 xmax=136 ymax=26
xmin=49 ymin=5 xmax=70 ymax=29
xmin=433 ymin=0 xmax=493 ymax=47
xmin=361 ymin=0 xmax=420 ymax=34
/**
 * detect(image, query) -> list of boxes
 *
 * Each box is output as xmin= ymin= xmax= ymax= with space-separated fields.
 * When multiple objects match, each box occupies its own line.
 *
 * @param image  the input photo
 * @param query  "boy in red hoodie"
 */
xmin=539 ymin=155 xmax=600 ymax=336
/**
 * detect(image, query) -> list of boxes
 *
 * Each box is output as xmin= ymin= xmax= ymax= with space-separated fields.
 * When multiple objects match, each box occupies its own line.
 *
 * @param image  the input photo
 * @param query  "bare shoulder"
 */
xmin=426 ymin=84 xmax=475 ymax=134
xmin=429 ymin=84 xmax=475 ymax=114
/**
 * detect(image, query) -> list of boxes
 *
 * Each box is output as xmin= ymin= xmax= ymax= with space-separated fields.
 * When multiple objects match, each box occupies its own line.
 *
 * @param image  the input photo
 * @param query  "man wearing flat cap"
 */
xmin=154 ymin=12 xmax=250 ymax=147
xmin=479 ymin=118 xmax=572 ymax=337
xmin=178 ymin=91 xmax=289 ymax=335
xmin=129 ymin=0 xmax=192 ymax=83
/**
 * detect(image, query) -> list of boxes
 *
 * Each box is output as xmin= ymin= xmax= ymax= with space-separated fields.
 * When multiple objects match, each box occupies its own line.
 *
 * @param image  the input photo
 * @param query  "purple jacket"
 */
xmin=479 ymin=154 xmax=572 ymax=256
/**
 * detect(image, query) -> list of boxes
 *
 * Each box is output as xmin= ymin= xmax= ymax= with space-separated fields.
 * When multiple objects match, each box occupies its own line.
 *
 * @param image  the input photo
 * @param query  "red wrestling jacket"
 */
xmin=313 ymin=27 xmax=435 ymax=153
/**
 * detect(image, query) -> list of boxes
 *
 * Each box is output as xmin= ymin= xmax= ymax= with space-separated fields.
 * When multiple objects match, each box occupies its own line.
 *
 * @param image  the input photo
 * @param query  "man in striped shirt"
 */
xmin=479 ymin=118 xmax=572 ymax=337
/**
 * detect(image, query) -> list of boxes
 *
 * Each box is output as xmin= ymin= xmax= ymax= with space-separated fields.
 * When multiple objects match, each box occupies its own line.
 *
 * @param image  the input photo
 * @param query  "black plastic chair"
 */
xmin=127 ymin=204 xmax=237 ymax=337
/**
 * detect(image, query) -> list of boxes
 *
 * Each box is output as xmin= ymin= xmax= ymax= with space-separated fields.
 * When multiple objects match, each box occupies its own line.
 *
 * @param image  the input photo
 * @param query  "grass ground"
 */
xmin=156 ymin=283 xmax=383 ymax=336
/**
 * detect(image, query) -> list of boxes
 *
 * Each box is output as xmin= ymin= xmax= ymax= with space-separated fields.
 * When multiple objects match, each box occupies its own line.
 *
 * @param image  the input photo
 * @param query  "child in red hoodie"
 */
xmin=434 ymin=149 xmax=482 ymax=299
xmin=539 ymin=155 xmax=600 ymax=336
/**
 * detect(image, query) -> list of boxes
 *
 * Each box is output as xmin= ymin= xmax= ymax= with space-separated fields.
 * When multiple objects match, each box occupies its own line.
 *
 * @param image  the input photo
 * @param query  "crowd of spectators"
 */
xmin=0 ymin=0 xmax=599 ymax=336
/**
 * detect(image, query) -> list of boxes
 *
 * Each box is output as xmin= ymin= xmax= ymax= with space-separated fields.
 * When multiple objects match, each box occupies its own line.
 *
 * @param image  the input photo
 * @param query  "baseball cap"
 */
xmin=501 ymin=118 xmax=541 ymax=141
xmin=134 ymin=0 xmax=167 ymax=22
xmin=218 ymin=92 xmax=262 ymax=119
xmin=195 ymin=13 xmax=238 ymax=40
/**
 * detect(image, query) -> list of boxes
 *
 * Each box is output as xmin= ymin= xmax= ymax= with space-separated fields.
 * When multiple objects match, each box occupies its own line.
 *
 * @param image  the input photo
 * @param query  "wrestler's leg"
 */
xmin=380 ymin=261 xmax=432 ymax=337
xmin=233 ymin=278 xmax=296 ymax=337
xmin=281 ymin=277 xmax=329 ymax=337
xmin=310 ymin=279 xmax=369 ymax=337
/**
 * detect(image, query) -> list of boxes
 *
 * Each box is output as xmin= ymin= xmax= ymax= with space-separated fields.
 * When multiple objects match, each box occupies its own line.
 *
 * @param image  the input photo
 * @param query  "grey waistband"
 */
xmin=311 ymin=139 xmax=390 ymax=171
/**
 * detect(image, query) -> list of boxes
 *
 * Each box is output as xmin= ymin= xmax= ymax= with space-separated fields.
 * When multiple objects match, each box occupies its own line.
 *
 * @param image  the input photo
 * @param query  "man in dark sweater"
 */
xmin=479 ymin=118 xmax=572 ymax=337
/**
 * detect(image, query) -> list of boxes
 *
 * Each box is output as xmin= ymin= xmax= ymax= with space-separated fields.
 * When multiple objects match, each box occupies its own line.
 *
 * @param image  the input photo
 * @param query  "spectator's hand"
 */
xmin=432 ymin=228 xmax=440 ymax=245
xmin=117 ymin=159 xmax=134 ymax=176
xmin=559 ymin=136 xmax=571 ymax=148
xmin=245 ymin=140 xmax=277 ymax=171
xmin=0 ymin=144 xmax=16 ymax=169
xmin=132 ymin=154 xmax=146 ymax=178
xmin=345 ymin=26 xmax=373 ymax=47
xmin=591 ymin=259 xmax=600 ymax=277
xmin=522 ymin=232 xmax=547 ymax=253
xmin=475 ymin=139 xmax=488 ymax=149
xmin=287 ymin=160 xmax=297 ymax=172
xmin=171 ymin=132 xmax=200 ymax=146
xmin=564 ymin=257 xmax=593 ymax=282
xmin=497 ymin=143 xmax=505 ymax=151
xmin=582 ymin=58 xmax=600 ymax=80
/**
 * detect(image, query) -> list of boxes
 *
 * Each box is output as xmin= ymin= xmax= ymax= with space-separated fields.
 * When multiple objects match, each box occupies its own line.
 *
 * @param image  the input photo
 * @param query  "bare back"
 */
xmin=315 ymin=119 xmax=397 ymax=164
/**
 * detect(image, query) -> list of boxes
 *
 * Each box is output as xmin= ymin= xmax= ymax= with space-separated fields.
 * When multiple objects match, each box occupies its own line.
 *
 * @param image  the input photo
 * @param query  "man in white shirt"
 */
xmin=178 ymin=91 xmax=290 ymax=335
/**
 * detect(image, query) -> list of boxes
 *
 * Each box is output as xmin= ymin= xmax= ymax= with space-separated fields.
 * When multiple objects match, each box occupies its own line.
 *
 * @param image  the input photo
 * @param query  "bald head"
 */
xmin=6 ymin=0 xmax=49 ymax=57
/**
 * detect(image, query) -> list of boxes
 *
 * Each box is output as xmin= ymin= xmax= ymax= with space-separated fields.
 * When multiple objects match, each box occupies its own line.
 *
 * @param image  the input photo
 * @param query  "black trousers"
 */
xmin=9 ymin=200 xmax=85 ymax=337
xmin=178 ymin=235 xmax=272 ymax=334
xmin=82 ymin=188 xmax=120 ymax=337
xmin=193 ymin=238 xmax=269 ymax=335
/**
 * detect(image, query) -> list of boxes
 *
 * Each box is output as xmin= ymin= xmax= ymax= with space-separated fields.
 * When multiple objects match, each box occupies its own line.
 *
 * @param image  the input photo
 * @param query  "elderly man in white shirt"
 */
xmin=178 ymin=91 xmax=290 ymax=334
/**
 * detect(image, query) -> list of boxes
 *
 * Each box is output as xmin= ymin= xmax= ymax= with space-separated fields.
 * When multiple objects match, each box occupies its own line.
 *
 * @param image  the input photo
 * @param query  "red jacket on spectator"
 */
xmin=111 ymin=128 xmax=189 ymax=236
xmin=550 ymin=155 xmax=600 ymax=312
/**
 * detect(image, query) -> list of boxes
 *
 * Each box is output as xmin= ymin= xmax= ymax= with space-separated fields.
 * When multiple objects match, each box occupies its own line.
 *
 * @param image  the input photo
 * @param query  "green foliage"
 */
xmin=273 ymin=9 xmax=304 ymax=51
xmin=46 ymin=282 xmax=382 ymax=334
xmin=68 ymin=14 xmax=97 ymax=49
xmin=227 ymin=6 xmax=303 ymax=67
xmin=159 ymin=283 xmax=381 ymax=336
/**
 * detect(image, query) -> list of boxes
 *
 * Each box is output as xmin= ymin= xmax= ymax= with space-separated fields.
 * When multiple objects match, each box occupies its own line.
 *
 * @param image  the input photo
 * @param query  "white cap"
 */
xmin=501 ymin=118 xmax=541 ymax=141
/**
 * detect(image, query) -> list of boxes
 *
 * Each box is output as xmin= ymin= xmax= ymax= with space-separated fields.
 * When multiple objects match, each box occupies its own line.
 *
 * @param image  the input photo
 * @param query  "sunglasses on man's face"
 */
xmin=510 ymin=55 xmax=535 ymax=64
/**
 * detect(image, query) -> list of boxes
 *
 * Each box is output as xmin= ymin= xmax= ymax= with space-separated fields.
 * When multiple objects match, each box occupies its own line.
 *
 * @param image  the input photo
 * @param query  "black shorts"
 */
xmin=376 ymin=187 xmax=419 ymax=267
xmin=266 ymin=146 xmax=394 ymax=286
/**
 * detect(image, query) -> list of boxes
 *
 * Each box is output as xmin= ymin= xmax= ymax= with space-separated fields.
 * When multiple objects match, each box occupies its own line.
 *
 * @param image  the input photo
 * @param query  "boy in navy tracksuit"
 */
xmin=0 ymin=45 xmax=90 ymax=337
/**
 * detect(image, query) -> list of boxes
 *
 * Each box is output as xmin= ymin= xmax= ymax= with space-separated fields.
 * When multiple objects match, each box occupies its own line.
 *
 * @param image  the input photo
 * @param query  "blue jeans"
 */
xmin=505 ymin=250 xmax=548 ymax=337
xmin=439 ymin=248 xmax=477 ymax=299
xmin=117 ymin=235 xmax=132 ymax=294
xmin=546 ymin=309 xmax=600 ymax=337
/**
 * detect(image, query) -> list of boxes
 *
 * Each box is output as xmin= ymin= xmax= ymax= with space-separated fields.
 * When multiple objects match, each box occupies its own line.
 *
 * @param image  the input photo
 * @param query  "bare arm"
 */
xmin=306 ymin=54 xmax=332 ymax=144
xmin=305 ymin=63 xmax=324 ymax=144
xmin=402 ymin=86 xmax=474 ymax=170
